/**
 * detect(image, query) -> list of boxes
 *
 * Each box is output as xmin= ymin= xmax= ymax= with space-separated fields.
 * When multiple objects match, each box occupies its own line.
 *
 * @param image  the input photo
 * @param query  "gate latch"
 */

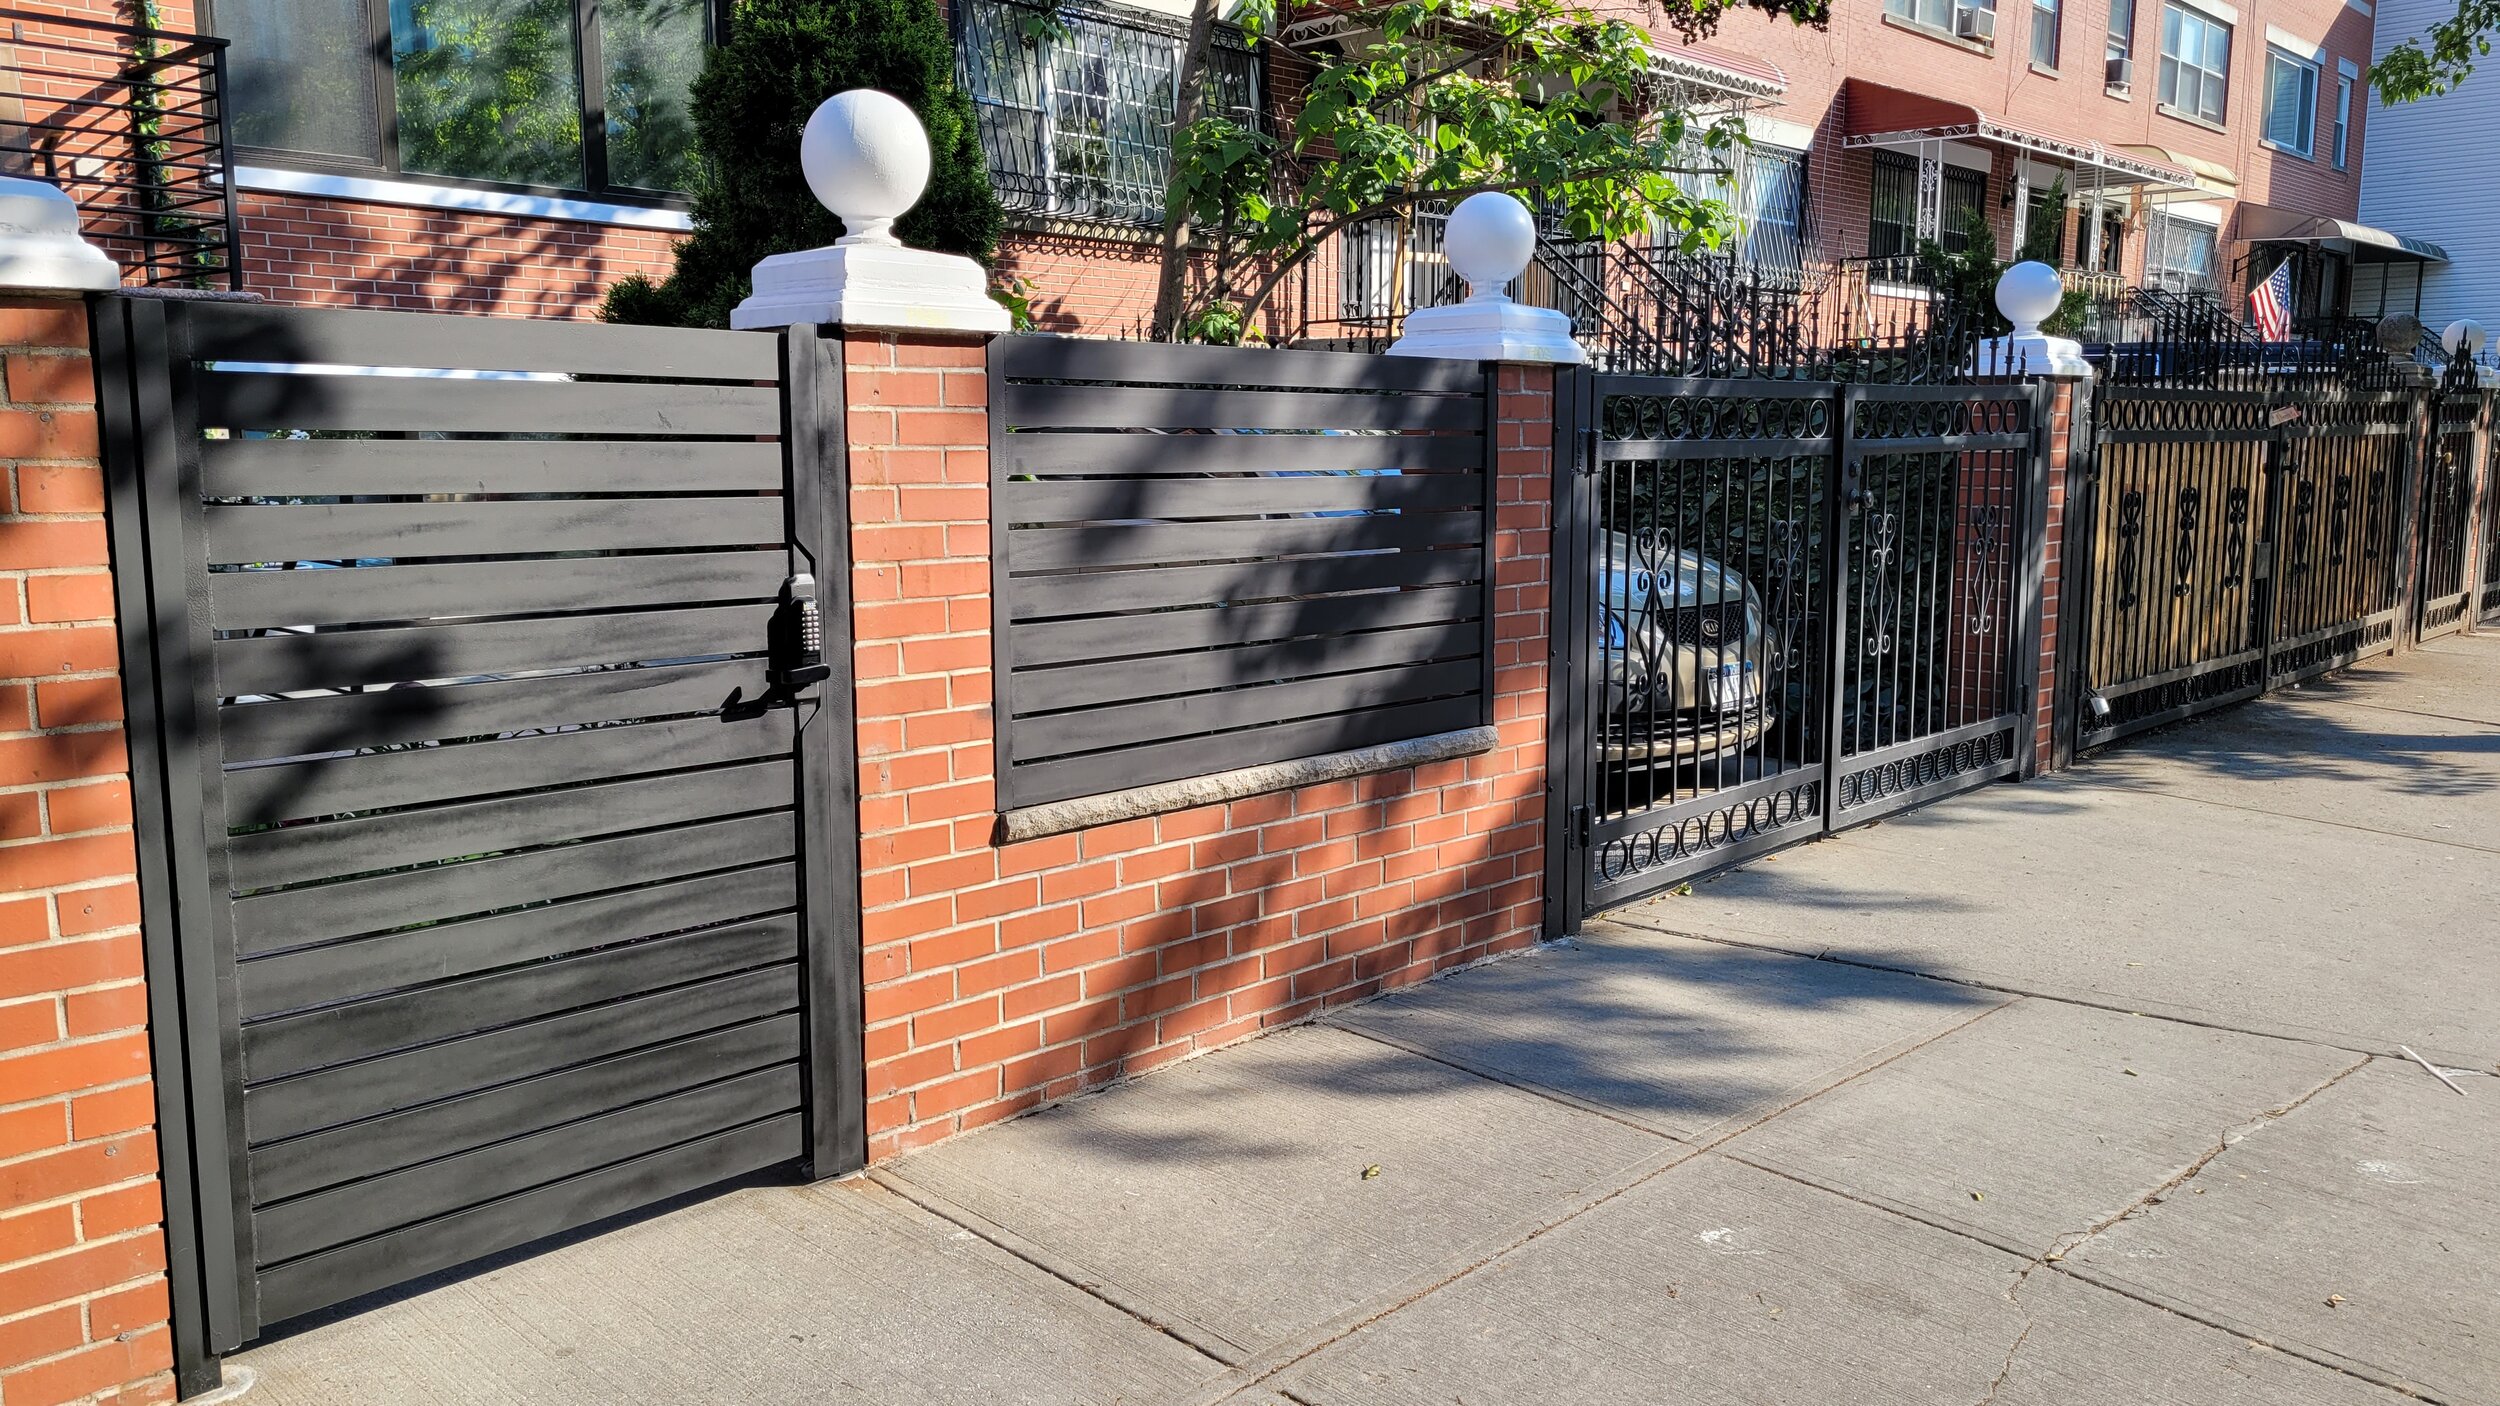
xmin=768 ymin=573 xmax=833 ymax=695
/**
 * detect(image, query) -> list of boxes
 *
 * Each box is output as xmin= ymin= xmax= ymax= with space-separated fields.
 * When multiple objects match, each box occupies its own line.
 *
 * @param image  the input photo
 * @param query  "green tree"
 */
xmin=1152 ymin=0 xmax=1829 ymax=339
xmin=602 ymin=0 xmax=1004 ymax=328
xmin=2374 ymin=0 xmax=2497 ymax=100
xmin=393 ymin=0 xmax=588 ymax=188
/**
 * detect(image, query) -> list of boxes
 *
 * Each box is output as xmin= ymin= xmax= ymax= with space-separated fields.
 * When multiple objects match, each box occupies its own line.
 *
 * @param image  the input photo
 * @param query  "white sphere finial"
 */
xmin=2442 ymin=318 xmax=2487 ymax=360
xmin=1994 ymin=261 xmax=2063 ymax=337
xmin=800 ymin=89 xmax=932 ymax=247
xmin=1444 ymin=192 xmax=1537 ymax=303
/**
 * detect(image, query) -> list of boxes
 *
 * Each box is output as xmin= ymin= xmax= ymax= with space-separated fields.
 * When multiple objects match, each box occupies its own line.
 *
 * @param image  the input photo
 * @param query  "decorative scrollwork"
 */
xmin=1594 ymin=783 xmax=1822 ymax=885
xmin=1967 ymin=504 xmax=2003 ymax=634
xmin=1862 ymin=507 xmax=1898 ymax=655
xmin=1836 ymin=729 xmax=2015 ymax=810
xmin=2170 ymin=485 xmax=2202 ymax=598
xmin=1601 ymin=392 xmax=1828 ymax=443
xmin=2288 ymin=480 xmax=2317 ymax=578
xmin=2220 ymin=486 xmax=2251 ymax=588
xmin=2113 ymin=488 xmax=2146 ymax=610
xmin=2364 ymin=472 xmax=2386 ymax=561
xmin=2328 ymin=473 xmax=2353 ymax=567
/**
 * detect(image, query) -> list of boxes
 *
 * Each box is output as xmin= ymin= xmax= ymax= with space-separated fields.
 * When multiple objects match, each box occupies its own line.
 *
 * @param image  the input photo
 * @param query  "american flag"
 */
xmin=2249 ymin=258 xmax=2294 ymax=341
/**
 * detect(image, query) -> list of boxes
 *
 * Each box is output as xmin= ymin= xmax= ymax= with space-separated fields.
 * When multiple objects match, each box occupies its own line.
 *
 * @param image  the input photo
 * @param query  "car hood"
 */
xmin=1597 ymin=529 xmax=1758 ymax=613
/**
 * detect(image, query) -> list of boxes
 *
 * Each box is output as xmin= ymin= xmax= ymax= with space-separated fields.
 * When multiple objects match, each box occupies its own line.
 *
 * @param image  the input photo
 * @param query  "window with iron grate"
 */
xmin=957 ymin=0 xmax=1259 ymax=230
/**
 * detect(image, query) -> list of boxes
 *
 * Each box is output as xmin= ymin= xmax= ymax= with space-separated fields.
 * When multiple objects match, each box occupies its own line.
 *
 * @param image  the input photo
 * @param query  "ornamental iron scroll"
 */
xmin=1862 ymin=506 xmax=1899 ymax=656
xmin=2288 ymin=480 xmax=2317 ymax=579
xmin=2114 ymin=488 xmax=2147 ymax=611
xmin=2364 ymin=472 xmax=2386 ymax=560
xmin=1968 ymin=504 xmax=2004 ymax=634
xmin=2220 ymin=486 xmax=2251 ymax=587
xmin=2170 ymin=485 xmax=2203 ymax=598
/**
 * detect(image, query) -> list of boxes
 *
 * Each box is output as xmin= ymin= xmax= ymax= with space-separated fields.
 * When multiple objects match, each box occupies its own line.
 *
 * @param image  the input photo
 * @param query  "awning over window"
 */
xmin=2236 ymin=203 xmax=2450 ymax=263
xmin=1840 ymin=79 xmax=2198 ymax=192
xmin=2119 ymin=144 xmax=2239 ymax=196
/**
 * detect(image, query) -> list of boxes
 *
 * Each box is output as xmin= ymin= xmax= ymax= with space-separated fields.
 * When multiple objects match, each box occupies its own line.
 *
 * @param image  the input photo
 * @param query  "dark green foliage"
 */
xmin=393 ymin=0 xmax=588 ymax=188
xmin=601 ymin=0 xmax=1005 ymax=328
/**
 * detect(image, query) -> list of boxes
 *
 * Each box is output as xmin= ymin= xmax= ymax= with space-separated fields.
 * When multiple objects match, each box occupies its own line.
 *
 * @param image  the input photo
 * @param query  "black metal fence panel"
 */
xmin=98 ymin=300 xmax=860 ymax=1364
xmin=2418 ymin=383 xmax=2486 ymax=642
xmin=2271 ymin=388 xmax=2415 ymax=682
xmin=988 ymin=336 xmax=1496 ymax=810
xmin=1549 ymin=371 xmax=2044 ymax=924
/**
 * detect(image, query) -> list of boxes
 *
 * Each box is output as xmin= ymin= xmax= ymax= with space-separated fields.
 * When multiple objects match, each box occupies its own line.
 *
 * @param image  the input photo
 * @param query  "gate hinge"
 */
xmin=1579 ymin=422 xmax=1601 ymax=475
xmin=1571 ymin=804 xmax=1593 ymax=848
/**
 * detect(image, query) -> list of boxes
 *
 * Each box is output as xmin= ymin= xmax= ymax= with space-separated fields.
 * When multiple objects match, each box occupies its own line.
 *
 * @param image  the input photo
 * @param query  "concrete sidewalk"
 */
xmin=233 ymin=637 xmax=2500 ymax=1406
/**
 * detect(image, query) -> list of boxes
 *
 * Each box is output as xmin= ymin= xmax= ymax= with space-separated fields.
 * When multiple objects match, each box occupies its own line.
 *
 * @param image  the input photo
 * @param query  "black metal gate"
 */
xmin=2070 ymin=374 xmax=2420 ymax=750
xmin=1547 ymin=372 xmax=2047 ymax=924
xmin=96 ymin=298 xmax=861 ymax=1380
xmin=2419 ymin=377 xmax=2489 ymax=641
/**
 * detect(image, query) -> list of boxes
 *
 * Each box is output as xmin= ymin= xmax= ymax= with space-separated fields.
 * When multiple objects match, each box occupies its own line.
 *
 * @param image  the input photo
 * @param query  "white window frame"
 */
xmin=2158 ymin=3 xmax=2231 ymax=125
xmin=2262 ymin=46 xmax=2320 ymax=157
xmin=2332 ymin=67 xmax=2354 ymax=168
xmin=2033 ymin=0 xmax=2062 ymax=66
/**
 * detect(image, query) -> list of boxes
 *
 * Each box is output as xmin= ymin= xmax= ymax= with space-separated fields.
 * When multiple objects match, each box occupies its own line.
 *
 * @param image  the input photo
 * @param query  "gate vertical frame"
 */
xmin=779 ymin=325 xmax=866 ymax=1179
xmin=1541 ymin=363 xmax=1593 ymax=938
xmin=2055 ymin=376 xmax=2100 ymax=770
xmin=97 ymin=294 xmax=244 ymax=1392
xmin=1817 ymin=384 xmax=1860 ymax=831
xmin=2255 ymin=396 xmax=2290 ymax=685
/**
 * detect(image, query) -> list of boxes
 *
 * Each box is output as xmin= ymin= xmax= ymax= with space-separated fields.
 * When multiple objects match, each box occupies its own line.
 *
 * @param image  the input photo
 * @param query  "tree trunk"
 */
xmin=1151 ymin=0 xmax=1222 ymax=340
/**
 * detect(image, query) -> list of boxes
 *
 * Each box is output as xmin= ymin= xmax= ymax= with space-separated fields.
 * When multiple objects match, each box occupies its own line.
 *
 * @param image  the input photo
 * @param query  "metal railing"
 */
xmin=0 ymin=9 xmax=237 ymax=289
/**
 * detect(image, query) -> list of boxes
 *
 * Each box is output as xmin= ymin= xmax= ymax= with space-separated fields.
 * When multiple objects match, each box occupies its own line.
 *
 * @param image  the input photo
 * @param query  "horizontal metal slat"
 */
xmin=209 ymin=550 xmax=788 ymax=631
xmin=993 ymin=335 xmax=1483 ymax=393
xmin=243 ymin=915 xmax=800 ymax=1082
xmin=244 ymin=964 xmax=800 ymax=1144
xmin=181 ymin=302 xmax=782 ymax=381
xmin=251 ymin=1114 xmax=803 ymax=1323
xmin=1011 ymin=620 xmax=1481 ymax=716
xmin=1006 ymin=696 xmax=1482 ymax=808
xmin=228 ymin=758 xmax=794 ymax=890
xmin=240 ymin=864 xmax=801 ymax=1019
xmin=232 ymin=812 xmax=795 ymax=955
xmin=1007 ymin=586 xmax=1479 ymax=670
xmin=215 ymin=604 xmax=778 ymax=697
xmin=195 ymin=371 xmax=783 ymax=436
xmin=1599 ymin=436 xmax=1835 ymax=463
xmin=999 ymin=382 xmax=1481 ymax=433
xmin=220 ymin=711 xmax=795 ymax=830
xmin=215 ymin=657 xmax=761 ymax=762
xmin=998 ymin=430 xmax=1485 ymax=478
xmin=1004 ymin=471 xmax=1484 ymax=522
xmin=247 ymin=1014 xmax=800 ymax=1203
xmin=254 ymin=1064 xmax=803 ymax=1264
xmin=1007 ymin=509 xmax=1481 ymax=573
xmin=204 ymin=497 xmax=785 ymax=566
xmin=201 ymin=437 xmax=785 ymax=498
xmin=1014 ymin=657 xmax=1480 ymax=761
xmin=1007 ymin=548 xmax=1484 ymax=620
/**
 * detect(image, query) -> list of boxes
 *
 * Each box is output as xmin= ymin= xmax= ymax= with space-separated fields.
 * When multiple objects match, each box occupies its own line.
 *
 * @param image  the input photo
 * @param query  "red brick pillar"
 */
xmin=841 ymin=338 xmax=1555 ymax=1163
xmin=2033 ymin=379 xmax=2079 ymax=772
xmin=0 ymin=297 xmax=174 ymax=1406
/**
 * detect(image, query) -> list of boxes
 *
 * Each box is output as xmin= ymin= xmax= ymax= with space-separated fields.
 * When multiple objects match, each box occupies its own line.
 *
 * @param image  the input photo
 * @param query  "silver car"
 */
xmin=1596 ymin=529 xmax=1777 ymax=765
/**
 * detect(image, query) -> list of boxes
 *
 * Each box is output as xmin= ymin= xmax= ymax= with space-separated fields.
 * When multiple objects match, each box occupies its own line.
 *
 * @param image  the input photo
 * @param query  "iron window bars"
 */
xmin=956 ymin=0 xmax=1259 ymax=231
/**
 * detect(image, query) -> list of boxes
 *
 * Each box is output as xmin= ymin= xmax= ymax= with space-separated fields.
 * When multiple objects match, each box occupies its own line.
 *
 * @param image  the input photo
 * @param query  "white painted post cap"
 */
xmin=1387 ymin=192 xmax=1584 ymax=363
xmin=0 ymin=176 xmax=119 ymax=293
xmin=731 ymin=88 xmax=1006 ymax=334
xmin=2441 ymin=318 xmax=2486 ymax=360
xmin=1970 ymin=259 xmax=2088 ymax=379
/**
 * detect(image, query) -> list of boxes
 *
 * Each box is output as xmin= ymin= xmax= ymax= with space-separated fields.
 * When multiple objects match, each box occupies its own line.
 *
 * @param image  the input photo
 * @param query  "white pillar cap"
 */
xmin=1971 ymin=260 xmax=2090 ymax=379
xmin=0 ymin=177 xmax=119 ymax=294
xmin=1387 ymin=192 xmax=1585 ymax=364
xmin=731 ymin=89 xmax=1007 ymax=334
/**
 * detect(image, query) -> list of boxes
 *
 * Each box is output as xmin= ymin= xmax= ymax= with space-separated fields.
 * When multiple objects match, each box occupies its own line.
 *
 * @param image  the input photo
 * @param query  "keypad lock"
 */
xmin=769 ymin=573 xmax=833 ymax=694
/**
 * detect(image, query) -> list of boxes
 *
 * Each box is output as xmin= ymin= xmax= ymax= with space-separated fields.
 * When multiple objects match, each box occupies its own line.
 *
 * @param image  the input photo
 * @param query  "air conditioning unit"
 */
xmin=2106 ymin=54 xmax=2134 ymax=87
xmin=1955 ymin=4 xmax=1997 ymax=41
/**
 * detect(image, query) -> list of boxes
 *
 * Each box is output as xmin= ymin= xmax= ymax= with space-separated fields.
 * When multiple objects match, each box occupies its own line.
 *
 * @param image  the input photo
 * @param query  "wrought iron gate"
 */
xmin=2419 ymin=375 xmax=2490 ymax=641
xmin=1547 ymin=372 xmax=2047 ymax=924
xmin=97 ymin=299 xmax=861 ymax=1376
xmin=2072 ymin=376 xmax=2419 ymax=751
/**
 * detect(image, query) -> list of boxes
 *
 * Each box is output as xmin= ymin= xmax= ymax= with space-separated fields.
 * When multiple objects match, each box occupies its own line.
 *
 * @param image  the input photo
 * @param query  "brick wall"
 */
xmin=235 ymin=192 xmax=681 ymax=320
xmin=2036 ymin=380 xmax=2076 ymax=768
xmin=0 ymin=299 xmax=172 ymax=1406
xmin=841 ymin=332 xmax=1553 ymax=1159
